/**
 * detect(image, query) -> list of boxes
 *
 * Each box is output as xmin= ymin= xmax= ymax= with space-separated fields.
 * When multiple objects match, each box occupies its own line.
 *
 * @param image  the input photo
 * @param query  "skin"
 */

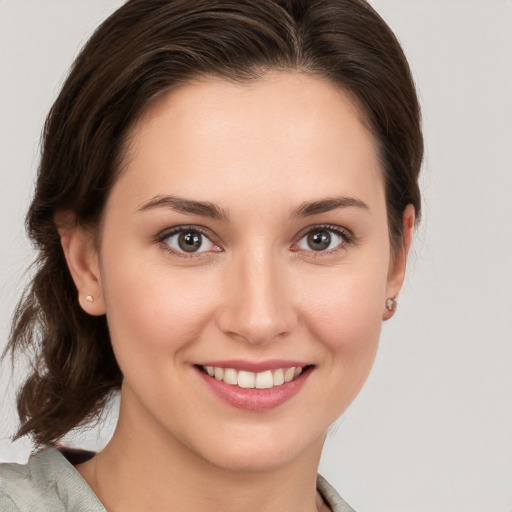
xmin=60 ymin=71 xmax=414 ymax=512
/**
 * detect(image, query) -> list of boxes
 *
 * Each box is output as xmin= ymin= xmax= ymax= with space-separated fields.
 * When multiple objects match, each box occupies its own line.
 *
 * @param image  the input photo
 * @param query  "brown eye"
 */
xmin=178 ymin=231 xmax=203 ymax=252
xmin=162 ymin=228 xmax=217 ymax=255
xmin=307 ymin=230 xmax=332 ymax=251
xmin=297 ymin=227 xmax=349 ymax=253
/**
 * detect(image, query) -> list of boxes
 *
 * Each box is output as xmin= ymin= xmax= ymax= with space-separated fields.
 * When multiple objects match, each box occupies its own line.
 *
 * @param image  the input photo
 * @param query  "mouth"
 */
xmin=194 ymin=362 xmax=314 ymax=411
xmin=198 ymin=364 xmax=310 ymax=389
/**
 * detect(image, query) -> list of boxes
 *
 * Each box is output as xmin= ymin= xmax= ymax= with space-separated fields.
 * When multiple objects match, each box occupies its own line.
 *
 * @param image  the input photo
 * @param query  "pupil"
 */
xmin=308 ymin=231 xmax=331 ymax=251
xmin=178 ymin=231 xmax=202 ymax=252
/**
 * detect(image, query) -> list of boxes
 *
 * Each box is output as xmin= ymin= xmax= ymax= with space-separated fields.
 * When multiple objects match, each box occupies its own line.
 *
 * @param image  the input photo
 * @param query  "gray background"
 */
xmin=1 ymin=1 xmax=511 ymax=511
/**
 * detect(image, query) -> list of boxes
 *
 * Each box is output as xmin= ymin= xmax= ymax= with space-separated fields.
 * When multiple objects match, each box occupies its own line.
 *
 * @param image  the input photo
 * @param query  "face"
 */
xmin=72 ymin=72 xmax=409 ymax=472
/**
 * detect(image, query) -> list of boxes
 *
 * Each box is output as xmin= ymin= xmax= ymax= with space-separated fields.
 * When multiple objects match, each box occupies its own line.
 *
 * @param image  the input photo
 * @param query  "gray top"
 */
xmin=1 ymin=448 xmax=356 ymax=511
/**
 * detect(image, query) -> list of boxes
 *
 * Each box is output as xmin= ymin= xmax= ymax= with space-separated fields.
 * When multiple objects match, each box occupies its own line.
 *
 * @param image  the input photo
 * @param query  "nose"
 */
xmin=216 ymin=247 xmax=297 ymax=345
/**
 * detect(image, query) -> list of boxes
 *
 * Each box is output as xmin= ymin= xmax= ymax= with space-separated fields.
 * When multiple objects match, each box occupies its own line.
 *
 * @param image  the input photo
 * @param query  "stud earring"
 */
xmin=85 ymin=295 xmax=94 ymax=303
xmin=385 ymin=296 xmax=397 ymax=311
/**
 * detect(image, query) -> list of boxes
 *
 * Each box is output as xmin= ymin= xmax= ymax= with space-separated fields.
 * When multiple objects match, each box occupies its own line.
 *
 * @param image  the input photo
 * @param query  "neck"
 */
xmin=77 ymin=391 xmax=328 ymax=512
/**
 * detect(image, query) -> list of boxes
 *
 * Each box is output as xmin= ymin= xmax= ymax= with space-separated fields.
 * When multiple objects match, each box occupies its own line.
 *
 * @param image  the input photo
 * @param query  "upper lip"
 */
xmin=195 ymin=359 xmax=311 ymax=372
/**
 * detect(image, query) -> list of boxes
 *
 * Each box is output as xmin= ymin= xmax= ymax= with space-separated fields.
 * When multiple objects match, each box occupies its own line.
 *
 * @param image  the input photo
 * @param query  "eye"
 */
xmin=160 ymin=228 xmax=219 ymax=255
xmin=296 ymin=226 xmax=350 ymax=252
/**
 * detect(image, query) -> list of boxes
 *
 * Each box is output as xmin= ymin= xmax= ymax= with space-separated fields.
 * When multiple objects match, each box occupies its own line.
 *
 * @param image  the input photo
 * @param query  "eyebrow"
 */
xmin=137 ymin=195 xmax=229 ymax=221
xmin=137 ymin=194 xmax=368 ymax=220
xmin=294 ymin=196 xmax=369 ymax=217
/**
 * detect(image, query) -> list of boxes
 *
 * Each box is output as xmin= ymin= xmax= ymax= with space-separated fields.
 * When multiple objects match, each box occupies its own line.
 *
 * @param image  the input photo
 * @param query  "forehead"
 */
xmin=114 ymin=71 xmax=384 ymax=214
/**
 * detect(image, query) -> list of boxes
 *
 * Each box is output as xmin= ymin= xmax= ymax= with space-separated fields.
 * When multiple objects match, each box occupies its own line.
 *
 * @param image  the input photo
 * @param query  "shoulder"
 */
xmin=0 ymin=447 xmax=105 ymax=512
xmin=317 ymin=474 xmax=358 ymax=512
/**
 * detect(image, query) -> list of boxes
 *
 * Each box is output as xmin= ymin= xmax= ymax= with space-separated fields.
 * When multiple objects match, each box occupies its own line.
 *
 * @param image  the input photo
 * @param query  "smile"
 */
xmin=196 ymin=362 xmax=313 ymax=411
xmin=202 ymin=365 xmax=303 ymax=389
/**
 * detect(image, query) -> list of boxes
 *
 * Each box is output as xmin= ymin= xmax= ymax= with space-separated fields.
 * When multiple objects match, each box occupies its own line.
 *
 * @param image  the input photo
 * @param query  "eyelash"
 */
xmin=294 ymin=224 xmax=356 ymax=256
xmin=155 ymin=225 xmax=220 ymax=259
xmin=155 ymin=224 xmax=355 ymax=259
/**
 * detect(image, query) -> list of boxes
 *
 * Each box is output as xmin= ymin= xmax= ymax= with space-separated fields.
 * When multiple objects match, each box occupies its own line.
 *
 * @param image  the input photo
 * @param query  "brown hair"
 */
xmin=5 ymin=0 xmax=423 ymax=446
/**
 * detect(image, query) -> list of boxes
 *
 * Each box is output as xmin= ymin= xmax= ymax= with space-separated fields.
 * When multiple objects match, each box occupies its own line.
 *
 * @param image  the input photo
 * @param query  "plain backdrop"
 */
xmin=1 ymin=1 xmax=511 ymax=511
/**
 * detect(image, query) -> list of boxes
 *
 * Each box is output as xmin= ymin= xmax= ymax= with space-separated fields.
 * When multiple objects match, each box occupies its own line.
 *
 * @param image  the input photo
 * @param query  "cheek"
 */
xmin=298 ymin=262 xmax=387 ymax=358
xmin=100 ymin=257 xmax=221 ymax=367
xmin=297 ymin=268 xmax=386 ymax=419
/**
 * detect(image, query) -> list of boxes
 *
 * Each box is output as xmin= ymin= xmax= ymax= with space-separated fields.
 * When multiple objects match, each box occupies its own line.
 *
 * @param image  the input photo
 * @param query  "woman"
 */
xmin=0 ymin=0 xmax=422 ymax=511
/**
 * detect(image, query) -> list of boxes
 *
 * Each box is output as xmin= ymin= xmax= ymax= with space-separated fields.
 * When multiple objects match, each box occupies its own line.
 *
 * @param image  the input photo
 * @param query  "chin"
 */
xmin=203 ymin=445 xmax=304 ymax=473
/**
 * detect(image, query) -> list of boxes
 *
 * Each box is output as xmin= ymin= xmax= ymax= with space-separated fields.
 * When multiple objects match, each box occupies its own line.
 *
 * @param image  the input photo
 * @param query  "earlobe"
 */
xmin=56 ymin=212 xmax=106 ymax=316
xmin=383 ymin=204 xmax=415 ymax=320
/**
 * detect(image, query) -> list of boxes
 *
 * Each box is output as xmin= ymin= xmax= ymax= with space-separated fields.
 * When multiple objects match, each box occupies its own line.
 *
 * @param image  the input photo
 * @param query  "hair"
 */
xmin=5 ymin=0 xmax=423 ymax=446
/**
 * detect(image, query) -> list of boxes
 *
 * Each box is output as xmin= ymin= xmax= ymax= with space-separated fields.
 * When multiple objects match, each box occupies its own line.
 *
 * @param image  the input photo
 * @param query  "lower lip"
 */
xmin=196 ymin=367 xmax=312 ymax=411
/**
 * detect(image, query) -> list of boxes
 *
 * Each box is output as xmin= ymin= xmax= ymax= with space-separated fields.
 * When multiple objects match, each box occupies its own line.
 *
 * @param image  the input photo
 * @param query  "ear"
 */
xmin=56 ymin=211 xmax=106 ymax=316
xmin=383 ymin=204 xmax=415 ymax=320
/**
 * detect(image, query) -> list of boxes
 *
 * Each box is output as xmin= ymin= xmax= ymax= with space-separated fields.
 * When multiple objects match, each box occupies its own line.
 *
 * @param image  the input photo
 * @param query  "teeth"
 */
xmin=203 ymin=365 xmax=306 ymax=389
xmin=284 ymin=367 xmax=295 ymax=383
xmin=255 ymin=370 xmax=273 ymax=389
xmin=223 ymin=368 xmax=237 ymax=385
xmin=238 ymin=370 xmax=255 ymax=388
xmin=273 ymin=368 xmax=285 ymax=386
